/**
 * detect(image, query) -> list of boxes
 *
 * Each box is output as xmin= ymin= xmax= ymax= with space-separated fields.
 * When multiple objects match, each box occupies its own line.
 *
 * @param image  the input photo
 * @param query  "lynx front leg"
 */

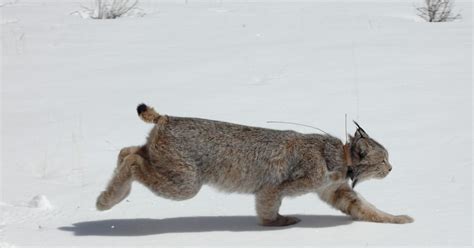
xmin=319 ymin=184 xmax=413 ymax=224
xmin=255 ymin=187 xmax=300 ymax=226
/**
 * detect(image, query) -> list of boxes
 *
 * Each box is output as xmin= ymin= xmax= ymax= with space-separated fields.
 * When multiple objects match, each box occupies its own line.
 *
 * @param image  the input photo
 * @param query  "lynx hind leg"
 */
xmin=117 ymin=146 xmax=141 ymax=166
xmin=96 ymin=147 xmax=141 ymax=211
xmin=131 ymin=155 xmax=202 ymax=201
xmin=255 ymin=186 xmax=300 ymax=226
xmin=97 ymin=149 xmax=202 ymax=211
xmin=319 ymin=184 xmax=413 ymax=224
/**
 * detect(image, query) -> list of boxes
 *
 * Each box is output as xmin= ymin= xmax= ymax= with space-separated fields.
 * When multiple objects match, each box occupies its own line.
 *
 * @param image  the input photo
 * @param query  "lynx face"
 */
xmin=350 ymin=128 xmax=392 ymax=188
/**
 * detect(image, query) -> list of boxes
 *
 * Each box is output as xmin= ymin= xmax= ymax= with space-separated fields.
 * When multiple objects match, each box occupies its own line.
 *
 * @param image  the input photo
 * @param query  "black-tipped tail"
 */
xmin=137 ymin=103 xmax=148 ymax=116
xmin=137 ymin=103 xmax=161 ymax=124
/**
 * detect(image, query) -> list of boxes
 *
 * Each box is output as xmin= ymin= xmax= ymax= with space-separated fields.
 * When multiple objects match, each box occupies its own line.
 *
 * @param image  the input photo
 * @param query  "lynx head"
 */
xmin=349 ymin=122 xmax=392 ymax=188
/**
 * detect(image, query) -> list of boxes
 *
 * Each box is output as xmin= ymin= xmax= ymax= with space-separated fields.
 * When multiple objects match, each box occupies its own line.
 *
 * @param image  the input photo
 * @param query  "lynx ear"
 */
xmin=358 ymin=139 xmax=370 ymax=157
xmin=352 ymin=134 xmax=370 ymax=158
xmin=353 ymin=121 xmax=368 ymax=139
xmin=353 ymin=129 xmax=367 ymax=141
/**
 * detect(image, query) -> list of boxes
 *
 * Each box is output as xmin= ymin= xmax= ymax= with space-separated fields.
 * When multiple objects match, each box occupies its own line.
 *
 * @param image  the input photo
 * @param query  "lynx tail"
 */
xmin=137 ymin=103 xmax=161 ymax=124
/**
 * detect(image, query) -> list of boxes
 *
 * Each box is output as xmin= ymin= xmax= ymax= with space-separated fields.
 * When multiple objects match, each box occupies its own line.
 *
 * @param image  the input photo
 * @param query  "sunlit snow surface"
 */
xmin=1 ymin=0 xmax=472 ymax=247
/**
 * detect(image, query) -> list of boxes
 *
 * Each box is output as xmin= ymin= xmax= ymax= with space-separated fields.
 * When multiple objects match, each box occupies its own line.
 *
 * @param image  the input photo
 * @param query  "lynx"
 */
xmin=96 ymin=104 xmax=413 ymax=226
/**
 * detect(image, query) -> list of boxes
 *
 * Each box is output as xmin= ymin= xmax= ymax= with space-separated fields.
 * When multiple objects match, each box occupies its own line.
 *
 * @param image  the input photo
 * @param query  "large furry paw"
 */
xmin=96 ymin=191 xmax=113 ymax=211
xmin=392 ymin=215 xmax=414 ymax=224
xmin=260 ymin=215 xmax=301 ymax=227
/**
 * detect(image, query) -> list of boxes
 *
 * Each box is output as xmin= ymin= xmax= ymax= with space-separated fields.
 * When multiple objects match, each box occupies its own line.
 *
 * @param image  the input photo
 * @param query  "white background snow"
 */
xmin=1 ymin=0 xmax=472 ymax=247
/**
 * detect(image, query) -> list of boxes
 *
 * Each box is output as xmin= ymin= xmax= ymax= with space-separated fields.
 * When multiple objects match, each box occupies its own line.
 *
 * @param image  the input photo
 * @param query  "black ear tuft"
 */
xmin=137 ymin=103 xmax=148 ymax=115
xmin=353 ymin=120 xmax=368 ymax=138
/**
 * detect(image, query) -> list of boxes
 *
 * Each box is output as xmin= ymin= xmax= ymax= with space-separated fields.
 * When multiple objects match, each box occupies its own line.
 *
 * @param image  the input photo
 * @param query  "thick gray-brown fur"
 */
xmin=96 ymin=104 xmax=413 ymax=226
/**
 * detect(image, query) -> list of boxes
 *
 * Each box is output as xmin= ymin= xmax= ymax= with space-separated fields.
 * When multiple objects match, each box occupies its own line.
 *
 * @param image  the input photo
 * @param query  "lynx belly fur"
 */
xmin=96 ymin=104 xmax=413 ymax=226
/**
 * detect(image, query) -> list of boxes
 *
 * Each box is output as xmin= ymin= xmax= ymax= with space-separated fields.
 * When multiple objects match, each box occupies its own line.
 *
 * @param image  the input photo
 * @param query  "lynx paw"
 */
xmin=260 ymin=215 xmax=301 ymax=227
xmin=392 ymin=215 xmax=414 ymax=224
xmin=96 ymin=191 xmax=113 ymax=211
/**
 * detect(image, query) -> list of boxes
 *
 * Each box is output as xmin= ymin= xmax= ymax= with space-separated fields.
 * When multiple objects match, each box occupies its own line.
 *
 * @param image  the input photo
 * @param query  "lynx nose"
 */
xmin=388 ymin=166 xmax=392 ymax=172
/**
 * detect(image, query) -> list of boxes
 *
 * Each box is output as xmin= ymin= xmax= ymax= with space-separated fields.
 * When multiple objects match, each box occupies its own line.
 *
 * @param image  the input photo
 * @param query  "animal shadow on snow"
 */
xmin=59 ymin=215 xmax=352 ymax=236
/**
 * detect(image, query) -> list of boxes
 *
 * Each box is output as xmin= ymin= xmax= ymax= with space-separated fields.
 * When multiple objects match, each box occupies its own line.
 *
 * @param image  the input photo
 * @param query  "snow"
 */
xmin=1 ymin=0 xmax=472 ymax=247
xmin=27 ymin=195 xmax=53 ymax=210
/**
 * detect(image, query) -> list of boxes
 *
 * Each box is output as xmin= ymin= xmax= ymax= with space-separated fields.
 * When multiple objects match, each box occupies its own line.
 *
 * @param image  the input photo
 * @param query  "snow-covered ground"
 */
xmin=1 ymin=0 xmax=472 ymax=247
